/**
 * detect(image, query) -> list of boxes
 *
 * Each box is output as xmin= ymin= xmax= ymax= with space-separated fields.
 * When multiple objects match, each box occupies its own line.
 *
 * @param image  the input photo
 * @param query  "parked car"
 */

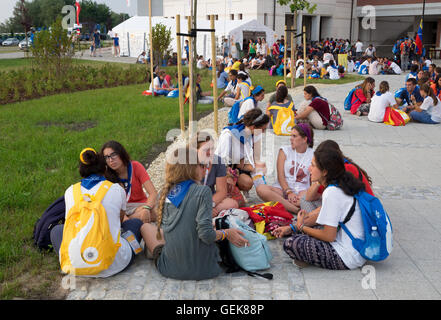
xmin=18 ymin=38 xmax=31 ymax=50
xmin=2 ymin=38 xmax=20 ymax=46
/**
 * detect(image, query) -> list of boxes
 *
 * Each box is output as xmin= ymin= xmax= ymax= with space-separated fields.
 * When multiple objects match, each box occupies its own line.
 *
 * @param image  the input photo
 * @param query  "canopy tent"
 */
xmin=112 ymin=16 xmax=276 ymax=60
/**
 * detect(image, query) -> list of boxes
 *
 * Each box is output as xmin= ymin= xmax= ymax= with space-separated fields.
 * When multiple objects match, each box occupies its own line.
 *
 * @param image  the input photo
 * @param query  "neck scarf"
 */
xmin=119 ymin=161 xmax=133 ymax=198
xmin=167 ymin=180 xmax=195 ymax=208
xmin=81 ymin=174 xmax=106 ymax=190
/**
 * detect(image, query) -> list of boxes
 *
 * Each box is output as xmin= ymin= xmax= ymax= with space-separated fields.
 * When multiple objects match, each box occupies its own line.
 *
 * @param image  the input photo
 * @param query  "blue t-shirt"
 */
xmin=113 ymin=37 xmax=119 ymax=46
xmin=394 ymin=86 xmax=423 ymax=106
xmin=217 ymin=71 xmax=229 ymax=89
xmin=93 ymin=32 xmax=100 ymax=44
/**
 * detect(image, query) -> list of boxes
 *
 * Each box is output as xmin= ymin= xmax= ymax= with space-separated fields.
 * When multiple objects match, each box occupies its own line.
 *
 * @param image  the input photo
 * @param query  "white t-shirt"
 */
xmin=347 ymin=60 xmax=355 ymax=73
xmin=327 ymin=66 xmax=340 ymax=80
xmin=296 ymin=65 xmax=304 ymax=78
xmin=149 ymin=77 xmax=164 ymax=92
xmin=420 ymin=96 xmax=441 ymax=123
xmin=64 ymin=182 xmax=132 ymax=278
xmin=355 ymin=42 xmax=363 ymax=52
xmin=365 ymin=47 xmax=375 ymax=57
xmin=238 ymin=98 xmax=256 ymax=119
xmin=425 ymin=59 xmax=432 ymax=68
xmin=323 ymin=53 xmax=333 ymax=64
xmin=197 ymin=59 xmax=205 ymax=69
xmin=215 ymin=128 xmax=255 ymax=167
xmin=390 ymin=62 xmax=402 ymax=74
xmin=368 ymin=92 xmax=396 ymax=123
xmin=137 ymin=55 xmax=145 ymax=63
xmin=316 ymin=186 xmax=366 ymax=269
xmin=273 ymin=146 xmax=313 ymax=193
xmin=368 ymin=61 xmax=379 ymax=75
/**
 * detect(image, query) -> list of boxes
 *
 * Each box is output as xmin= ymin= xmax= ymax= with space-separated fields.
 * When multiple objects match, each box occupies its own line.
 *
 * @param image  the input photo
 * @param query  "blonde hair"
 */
xmin=156 ymin=146 xmax=201 ymax=240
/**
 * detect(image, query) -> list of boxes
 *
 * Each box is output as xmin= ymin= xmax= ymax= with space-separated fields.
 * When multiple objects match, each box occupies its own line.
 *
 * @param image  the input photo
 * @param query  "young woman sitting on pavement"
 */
xmin=295 ymin=85 xmax=331 ymax=130
xmin=271 ymin=143 xmax=367 ymax=270
xmin=298 ymin=140 xmax=374 ymax=225
xmin=266 ymin=80 xmax=293 ymax=111
xmin=256 ymin=123 xmax=314 ymax=214
xmin=50 ymin=148 xmax=147 ymax=277
xmin=190 ymin=130 xmax=239 ymax=217
xmin=142 ymin=146 xmax=249 ymax=280
xmin=350 ymin=77 xmax=375 ymax=116
xmin=215 ymin=108 xmax=270 ymax=193
xmin=266 ymin=83 xmax=295 ymax=120
xmin=368 ymin=81 xmax=399 ymax=123
xmin=407 ymin=83 xmax=441 ymax=124
xmin=101 ymin=141 xmax=158 ymax=223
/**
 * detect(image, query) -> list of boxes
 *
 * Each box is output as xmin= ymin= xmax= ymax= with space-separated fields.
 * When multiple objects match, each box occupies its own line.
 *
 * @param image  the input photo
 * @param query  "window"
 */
xmin=264 ymin=13 xmax=268 ymax=26
xmin=238 ymin=14 xmax=243 ymax=20
xmin=215 ymin=15 xmax=219 ymax=20
xmin=207 ymin=15 xmax=210 ymax=20
xmin=230 ymin=14 xmax=234 ymax=20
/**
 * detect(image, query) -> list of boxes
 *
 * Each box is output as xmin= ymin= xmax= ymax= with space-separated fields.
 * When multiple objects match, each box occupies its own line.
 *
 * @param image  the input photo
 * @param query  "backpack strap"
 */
xmin=93 ymin=180 xmax=113 ymax=203
xmin=337 ymin=197 xmax=356 ymax=232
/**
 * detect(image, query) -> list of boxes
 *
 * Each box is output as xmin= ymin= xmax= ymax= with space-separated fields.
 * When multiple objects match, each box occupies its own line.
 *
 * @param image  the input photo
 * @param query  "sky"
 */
xmin=0 ymin=0 xmax=137 ymax=24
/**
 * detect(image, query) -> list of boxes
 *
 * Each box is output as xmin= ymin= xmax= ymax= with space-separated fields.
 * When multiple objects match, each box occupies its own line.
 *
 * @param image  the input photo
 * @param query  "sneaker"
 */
xmin=293 ymin=259 xmax=309 ymax=268
xmin=355 ymin=110 xmax=362 ymax=117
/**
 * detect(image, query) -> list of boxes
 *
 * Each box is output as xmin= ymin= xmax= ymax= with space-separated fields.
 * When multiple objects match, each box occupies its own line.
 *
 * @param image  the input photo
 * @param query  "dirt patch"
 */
xmin=37 ymin=121 xmax=97 ymax=132
xmin=140 ymin=109 xmax=214 ymax=169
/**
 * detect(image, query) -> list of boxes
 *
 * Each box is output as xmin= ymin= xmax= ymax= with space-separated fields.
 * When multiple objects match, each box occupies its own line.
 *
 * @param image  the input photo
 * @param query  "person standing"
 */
xmin=113 ymin=33 xmax=120 ymax=57
xmin=400 ymin=38 xmax=411 ymax=71
xmin=355 ymin=40 xmax=363 ymax=60
xmin=92 ymin=29 xmax=101 ymax=57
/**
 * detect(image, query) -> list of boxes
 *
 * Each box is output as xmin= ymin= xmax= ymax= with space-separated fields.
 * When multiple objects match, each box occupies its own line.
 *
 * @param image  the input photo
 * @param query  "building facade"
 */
xmin=138 ymin=0 xmax=353 ymax=42
xmin=354 ymin=0 xmax=441 ymax=55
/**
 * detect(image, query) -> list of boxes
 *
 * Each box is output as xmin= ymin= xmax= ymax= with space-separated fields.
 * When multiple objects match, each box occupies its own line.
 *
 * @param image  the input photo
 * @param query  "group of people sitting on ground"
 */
xmin=51 ymin=113 xmax=378 ymax=280
xmin=345 ymin=65 xmax=441 ymax=125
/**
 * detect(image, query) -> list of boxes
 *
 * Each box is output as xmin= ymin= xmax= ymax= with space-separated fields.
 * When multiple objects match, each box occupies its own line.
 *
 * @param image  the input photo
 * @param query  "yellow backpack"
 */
xmin=268 ymin=102 xmax=296 ymax=136
xmin=59 ymin=181 xmax=121 ymax=276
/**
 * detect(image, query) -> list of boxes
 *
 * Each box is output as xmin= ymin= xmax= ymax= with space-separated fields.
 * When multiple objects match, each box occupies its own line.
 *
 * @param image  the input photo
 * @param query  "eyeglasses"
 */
xmin=103 ymin=152 xmax=118 ymax=161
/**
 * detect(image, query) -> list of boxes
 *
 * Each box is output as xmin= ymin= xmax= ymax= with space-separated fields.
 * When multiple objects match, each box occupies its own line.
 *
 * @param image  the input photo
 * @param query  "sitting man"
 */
xmin=395 ymin=77 xmax=424 ymax=112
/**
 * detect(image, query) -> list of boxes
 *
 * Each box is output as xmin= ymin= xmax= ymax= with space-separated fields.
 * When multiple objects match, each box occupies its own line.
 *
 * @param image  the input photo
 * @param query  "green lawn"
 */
xmin=0 ymin=58 xmax=363 ymax=299
xmin=0 ymin=82 xmax=215 ymax=299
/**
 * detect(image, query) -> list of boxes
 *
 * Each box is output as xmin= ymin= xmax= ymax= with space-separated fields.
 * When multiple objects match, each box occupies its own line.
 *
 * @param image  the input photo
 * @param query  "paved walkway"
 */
xmin=62 ymin=71 xmax=441 ymax=300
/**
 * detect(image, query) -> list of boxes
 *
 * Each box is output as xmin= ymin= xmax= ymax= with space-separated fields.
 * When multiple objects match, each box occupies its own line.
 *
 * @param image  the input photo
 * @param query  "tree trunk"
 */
xmin=189 ymin=0 xmax=198 ymax=136
xmin=291 ymin=12 xmax=297 ymax=88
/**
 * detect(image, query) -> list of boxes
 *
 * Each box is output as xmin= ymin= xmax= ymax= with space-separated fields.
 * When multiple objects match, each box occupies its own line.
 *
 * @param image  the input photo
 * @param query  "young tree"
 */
xmin=151 ymin=23 xmax=172 ymax=66
xmin=18 ymin=0 xmax=32 ymax=56
xmin=277 ymin=0 xmax=316 ymax=87
xmin=31 ymin=17 xmax=75 ymax=77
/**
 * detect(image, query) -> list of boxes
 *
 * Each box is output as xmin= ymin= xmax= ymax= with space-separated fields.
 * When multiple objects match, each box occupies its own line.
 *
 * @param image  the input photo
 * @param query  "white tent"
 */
xmin=112 ymin=16 xmax=276 ymax=60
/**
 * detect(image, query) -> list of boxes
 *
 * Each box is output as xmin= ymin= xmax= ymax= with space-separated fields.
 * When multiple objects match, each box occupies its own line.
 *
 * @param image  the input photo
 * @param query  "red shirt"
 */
xmin=317 ymin=163 xmax=374 ymax=196
xmin=350 ymin=88 xmax=373 ymax=114
xmin=128 ymin=161 xmax=151 ymax=203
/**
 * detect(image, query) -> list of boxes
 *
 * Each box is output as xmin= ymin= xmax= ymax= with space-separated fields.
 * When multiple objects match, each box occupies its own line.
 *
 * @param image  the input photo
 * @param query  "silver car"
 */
xmin=18 ymin=38 xmax=31 ymax=49
xmin=2 ymin=38 xmax=20 ymax=46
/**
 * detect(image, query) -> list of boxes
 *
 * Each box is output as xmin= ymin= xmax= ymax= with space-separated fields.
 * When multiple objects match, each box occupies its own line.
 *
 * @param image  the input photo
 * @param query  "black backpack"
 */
xmin=215 ymin=216 xmax=273 ymax=280
xmin=33 ymin=196 xmax=66 ymax=251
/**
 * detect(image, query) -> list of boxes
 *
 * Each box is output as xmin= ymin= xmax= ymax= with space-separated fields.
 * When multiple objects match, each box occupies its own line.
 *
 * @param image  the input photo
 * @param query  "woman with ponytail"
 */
xmin=216 ymin=108 xmax=270 ymax=192
xmin=142 ymin=146 xmax=249 ymax=280
xmin=50 ymin=148 xmax=146 ymax=277
xmin=271 ymin=143 xmax=367 ymax=270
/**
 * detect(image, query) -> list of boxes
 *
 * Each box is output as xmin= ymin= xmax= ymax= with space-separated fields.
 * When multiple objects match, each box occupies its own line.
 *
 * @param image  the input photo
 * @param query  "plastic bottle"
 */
xmin=365 ymin=226 xmax=380 ymax=259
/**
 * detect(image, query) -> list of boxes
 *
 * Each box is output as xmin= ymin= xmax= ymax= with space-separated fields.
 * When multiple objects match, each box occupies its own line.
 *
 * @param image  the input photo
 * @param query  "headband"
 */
xmin=296 ymin=123 xmax=312 ymax=145
xmin=80 ymin=148 xmax=97 ymax=165
xmin=276 ymin=80 xmax=286 ymax=87
xmin=252 ymin=113 xmax=265 ymax=125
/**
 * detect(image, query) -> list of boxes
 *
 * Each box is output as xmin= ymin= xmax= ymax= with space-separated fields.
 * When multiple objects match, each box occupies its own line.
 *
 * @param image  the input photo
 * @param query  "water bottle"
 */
xmin=122 ymin=230 xmax=142 ymax=255
xmin=365 ymin=226 xmax=380 ymax=259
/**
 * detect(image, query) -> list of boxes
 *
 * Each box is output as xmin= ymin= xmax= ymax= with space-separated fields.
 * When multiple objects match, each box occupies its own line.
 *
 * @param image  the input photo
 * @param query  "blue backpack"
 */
xmin=227 ymin=217 xmax=274 ymax=273
xmin=344 ymin=87 xmax=360 ymax=111
xmin=228 ymin=96 xmax=255 ymax=125
xmin=215 ymin=215 xmax=273 ymax=280
xmin=338 ymin=189 xmax=393 ymax=262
